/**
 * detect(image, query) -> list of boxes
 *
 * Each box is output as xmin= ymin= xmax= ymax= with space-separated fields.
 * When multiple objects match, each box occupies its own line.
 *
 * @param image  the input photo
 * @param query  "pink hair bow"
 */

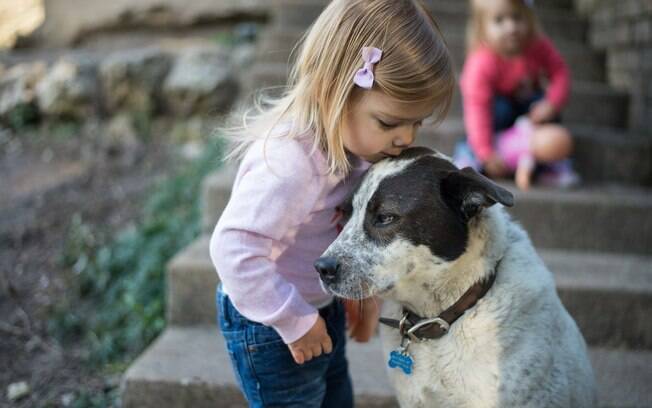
xmin=353 ymin=47 xmax=383 ymax=89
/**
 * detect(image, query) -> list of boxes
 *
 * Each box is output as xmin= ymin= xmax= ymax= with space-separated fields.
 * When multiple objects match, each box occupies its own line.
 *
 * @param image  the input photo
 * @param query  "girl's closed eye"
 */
xmin=377 ymin=118 xmax=425 ymax=131
xmin=377 ymin=119 xmax=398 ymax=130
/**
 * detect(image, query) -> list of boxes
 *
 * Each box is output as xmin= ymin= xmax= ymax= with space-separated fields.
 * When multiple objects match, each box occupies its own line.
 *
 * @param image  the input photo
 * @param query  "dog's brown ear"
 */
xmin=441 ymin=167 xmax=514 ymax=221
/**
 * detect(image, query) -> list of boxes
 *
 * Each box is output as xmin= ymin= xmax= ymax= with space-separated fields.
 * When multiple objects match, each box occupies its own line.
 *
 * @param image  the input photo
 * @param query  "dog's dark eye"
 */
xmin=374 ymin=213 xmax=397 ymax=226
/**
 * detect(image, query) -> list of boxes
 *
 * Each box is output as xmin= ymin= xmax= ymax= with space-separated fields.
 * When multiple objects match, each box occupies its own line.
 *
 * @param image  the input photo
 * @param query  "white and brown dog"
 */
xmin=316 ymin=147 xmax=596 ymax=407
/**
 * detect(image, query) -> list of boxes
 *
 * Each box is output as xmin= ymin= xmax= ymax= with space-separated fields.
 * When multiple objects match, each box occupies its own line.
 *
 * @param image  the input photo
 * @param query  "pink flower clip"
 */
xmin=353 ymin=47 xmax=383 ymax=89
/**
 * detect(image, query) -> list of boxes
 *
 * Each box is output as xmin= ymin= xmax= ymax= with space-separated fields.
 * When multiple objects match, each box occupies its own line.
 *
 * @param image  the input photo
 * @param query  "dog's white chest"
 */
xmin=380 ymin=307 xmax=505 ymax=408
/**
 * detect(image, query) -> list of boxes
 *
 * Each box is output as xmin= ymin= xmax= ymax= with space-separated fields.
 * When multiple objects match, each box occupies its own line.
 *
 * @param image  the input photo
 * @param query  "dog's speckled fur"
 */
xmin=319 ymin=148 xmax=596 ymax=408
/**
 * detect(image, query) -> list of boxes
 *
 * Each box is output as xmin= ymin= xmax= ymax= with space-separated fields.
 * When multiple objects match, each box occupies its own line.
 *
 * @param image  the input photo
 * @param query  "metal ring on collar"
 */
xmin=398 ymin=313 xmax=410 ymax=336
xmin=407 ymin=317 xmax=450 ymax=342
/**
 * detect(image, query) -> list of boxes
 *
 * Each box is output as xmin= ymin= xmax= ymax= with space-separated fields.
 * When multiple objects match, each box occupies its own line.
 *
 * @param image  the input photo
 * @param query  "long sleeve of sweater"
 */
xmin=537 ymin=37 xmax=571 ymax=110
xmin=209 ymin=138 xmax=325 ymax=344
xmin=460 ymin=49 xmax=497 ymax=162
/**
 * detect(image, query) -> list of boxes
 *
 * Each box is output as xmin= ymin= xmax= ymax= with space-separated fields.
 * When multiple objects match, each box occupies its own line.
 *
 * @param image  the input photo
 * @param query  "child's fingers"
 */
xmin=322 ymin=335 xmax=333 ymax=354
xmin=290 ymin=347 xmax=305 ymax=365
xmin=311 ymin=345 xmax=323 ymax=358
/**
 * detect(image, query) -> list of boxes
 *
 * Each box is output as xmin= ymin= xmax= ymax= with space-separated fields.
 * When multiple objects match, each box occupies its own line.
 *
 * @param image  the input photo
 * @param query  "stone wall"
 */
xmin=0 ymin=0 xmax=44 ymax=49
xmin=30 ymin=0 xmax=266 ymax=48
xmin=577 ymin=0 xmax=652 ymax=133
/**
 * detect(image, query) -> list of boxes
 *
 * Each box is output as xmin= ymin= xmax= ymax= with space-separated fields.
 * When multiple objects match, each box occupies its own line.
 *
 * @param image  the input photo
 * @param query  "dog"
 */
xmin=315 ymin=147 xmax=596 ymax=407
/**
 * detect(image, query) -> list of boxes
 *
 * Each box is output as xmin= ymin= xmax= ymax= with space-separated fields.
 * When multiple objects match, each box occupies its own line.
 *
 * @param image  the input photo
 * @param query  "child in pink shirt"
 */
xmin=456 ymin=0 xmax=578 ymax=190
xmin=209 ymin=0 xmax=455 ymax=406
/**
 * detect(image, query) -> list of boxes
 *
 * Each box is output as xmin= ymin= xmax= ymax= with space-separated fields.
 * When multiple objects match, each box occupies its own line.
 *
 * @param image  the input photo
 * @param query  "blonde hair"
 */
xmin=466 ymin=0 xmax=542 ymax=54
xmin=224 ymin=0 xmax=455 ymax=175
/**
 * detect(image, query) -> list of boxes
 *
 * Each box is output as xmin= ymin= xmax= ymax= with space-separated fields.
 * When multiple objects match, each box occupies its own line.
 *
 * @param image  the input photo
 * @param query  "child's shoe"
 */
xmin=536 ymin=159 xmax=581 ymax=189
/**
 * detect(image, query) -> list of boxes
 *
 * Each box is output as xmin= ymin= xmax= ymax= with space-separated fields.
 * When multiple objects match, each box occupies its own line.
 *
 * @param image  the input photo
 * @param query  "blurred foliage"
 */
xmin=213 ymin=23 xmax=259 ymax=46
xmin=63 ymin=386 xmax=121 ymax=408
xmin=5 ymin=103 xmax=40 ymax=131
xmin=48 ymin=136 xmax=224 ymax=368
xmin=48 ymin=120 xmax=83 ymax=141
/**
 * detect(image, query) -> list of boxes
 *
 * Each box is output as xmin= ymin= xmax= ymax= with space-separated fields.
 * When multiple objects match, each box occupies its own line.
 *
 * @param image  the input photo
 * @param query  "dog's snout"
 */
xmin=314 ymin=257 xmax=340 ymax=282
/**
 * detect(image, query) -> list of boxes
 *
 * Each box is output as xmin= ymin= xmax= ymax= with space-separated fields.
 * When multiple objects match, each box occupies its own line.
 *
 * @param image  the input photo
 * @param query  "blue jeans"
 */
xmin=216 ymin=285 xmax=354 ymax=408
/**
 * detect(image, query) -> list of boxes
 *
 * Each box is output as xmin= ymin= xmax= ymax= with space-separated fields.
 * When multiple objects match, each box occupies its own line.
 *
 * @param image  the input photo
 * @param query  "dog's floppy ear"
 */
xmin=441 ymin=167 xmax=514 ymax=221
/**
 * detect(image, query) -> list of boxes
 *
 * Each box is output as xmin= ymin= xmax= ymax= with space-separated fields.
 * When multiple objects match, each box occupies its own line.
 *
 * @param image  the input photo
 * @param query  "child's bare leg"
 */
xmin=530 ymin=124 xmax=573 ymax=163
xmin=515 ymin=155 xmax=535 ymax=190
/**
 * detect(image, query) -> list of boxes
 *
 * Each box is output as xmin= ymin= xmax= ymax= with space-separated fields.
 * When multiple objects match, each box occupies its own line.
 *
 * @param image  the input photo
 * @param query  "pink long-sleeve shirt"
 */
xmin=209 ymin=127 xmax=369 ymax=344
xmin=460 ymin=36 xmax=571 ymax=162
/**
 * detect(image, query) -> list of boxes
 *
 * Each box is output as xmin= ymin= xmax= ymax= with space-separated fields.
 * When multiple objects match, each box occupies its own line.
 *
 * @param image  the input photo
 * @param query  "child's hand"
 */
xmin=288 ymin=316 xmax=332 ymax=364
xmin=529 ymin=100 xmax=557 ymax=124
xmin=484 ymin=154 xmax=509 ymax=179
xmin=345 ymin=298 xmax=381 ymax=343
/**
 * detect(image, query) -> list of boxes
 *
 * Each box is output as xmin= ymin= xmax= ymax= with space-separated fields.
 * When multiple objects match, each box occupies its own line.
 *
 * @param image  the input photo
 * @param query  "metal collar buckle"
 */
xmin=398 ymin=313 xmax=410 ymax=336
xmin=406 ymin=317 xmax=450 ymax=342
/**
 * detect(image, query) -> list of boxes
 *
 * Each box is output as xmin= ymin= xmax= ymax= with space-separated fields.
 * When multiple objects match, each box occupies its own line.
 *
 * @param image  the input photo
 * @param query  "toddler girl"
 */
xmin=456 ymin=0 xmax=577 ymax=190
xmin=209 ymin=0 xmax=455 ymax=406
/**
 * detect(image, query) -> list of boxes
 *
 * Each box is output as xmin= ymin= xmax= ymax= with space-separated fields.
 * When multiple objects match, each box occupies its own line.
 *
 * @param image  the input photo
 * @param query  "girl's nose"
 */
xmin=393 ymin=127 xmax=416 ymax=148
xmin=505 ymin=18 xmax=517 ymax=32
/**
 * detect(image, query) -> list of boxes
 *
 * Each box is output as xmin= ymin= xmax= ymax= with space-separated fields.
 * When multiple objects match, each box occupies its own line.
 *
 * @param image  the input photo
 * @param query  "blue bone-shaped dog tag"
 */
xmin=388 ymin=350 xmax=413 ymax=375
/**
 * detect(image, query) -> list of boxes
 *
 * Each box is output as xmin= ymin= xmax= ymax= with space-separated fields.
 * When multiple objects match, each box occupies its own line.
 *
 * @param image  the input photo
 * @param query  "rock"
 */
xmin=60 ymin=392 xmax=75 ymax=406
xmin=7 ymin=381 xmax=30 ymax=401
xmin=102 ymin=113 xmax=144 ymax=166
xmin=170 ymin=116 xmax=204 ymax=143
xmin=32 ymin=0 xmax=268 ymax=48
xmin=231 ymin=44 xmax=257 ymax=72
xmin=0 ymin=62 xmax=46 ymax=123
xmin=0 ymin=0 xmax=43 ymax=49
xmin=162 ymin=45 xmax=238 ymax=116
xmin=99 ymin=47 xmax=172 ymax=115
xmin=35 ymin=58 xmax=99 ymax=119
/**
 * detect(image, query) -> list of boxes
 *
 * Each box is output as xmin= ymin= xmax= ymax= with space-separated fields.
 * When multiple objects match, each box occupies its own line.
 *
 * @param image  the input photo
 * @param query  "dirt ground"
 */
xmin=0 ymin=120 xmax=180 ymax=406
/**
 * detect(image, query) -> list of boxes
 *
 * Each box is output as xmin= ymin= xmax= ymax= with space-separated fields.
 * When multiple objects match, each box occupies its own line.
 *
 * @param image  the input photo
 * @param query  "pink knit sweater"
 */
xmin=209 ymin=128 xmax=369 ymax=344
xmin=460 ymin=36 xmax=571 ymax=162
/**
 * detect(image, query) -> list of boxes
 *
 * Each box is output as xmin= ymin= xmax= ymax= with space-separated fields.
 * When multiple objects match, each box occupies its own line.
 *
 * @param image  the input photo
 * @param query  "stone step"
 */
xmin=507 ymin=184 xmax=652 ymax=255
xmin=417 ymin=119 xmax=652 ymax=186
xmin=271 ymin=0 xmax=574 ymax=10
xmin=428 ymin=0 xmax=587 ymax=43
xmin=248 ymin=63 xmax=627 ymax=128
xmin=201 ymin=166 xmax=652 ymax=255
xmin=256 ymin=28 xmax=605 ymax=82
xmin=167 ymin=236 xmax=652 ymax=348
xmin=121 ymin=325 xmax=652 ymax=408
xmin=271 ymin=0 xmax=585 ymax=43
xmin=205 ymin=159 xmax=652 ymax=252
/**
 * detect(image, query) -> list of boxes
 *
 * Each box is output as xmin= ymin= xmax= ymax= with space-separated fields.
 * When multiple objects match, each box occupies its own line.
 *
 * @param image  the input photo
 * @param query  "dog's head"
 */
xmin=315 ymin=147 xmax=513 ymax=300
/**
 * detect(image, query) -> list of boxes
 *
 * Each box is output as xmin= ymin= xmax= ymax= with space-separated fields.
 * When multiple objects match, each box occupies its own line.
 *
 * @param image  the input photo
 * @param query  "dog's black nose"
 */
xmin=314 ymin=257 xmax=340 ymax=282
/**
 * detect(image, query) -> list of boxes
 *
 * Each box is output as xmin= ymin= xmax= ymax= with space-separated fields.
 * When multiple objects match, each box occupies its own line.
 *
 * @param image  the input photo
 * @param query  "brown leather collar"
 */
xmin=379 ymin=261 xmax=499 ymax=341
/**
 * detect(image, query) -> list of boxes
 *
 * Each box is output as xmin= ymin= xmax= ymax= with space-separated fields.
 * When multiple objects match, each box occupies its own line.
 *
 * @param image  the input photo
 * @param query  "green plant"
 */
xmin=5 ymin=103 xmax=39 ymax=131
xmin=49 ymin=136 xmax=224 ymax=366
xmin=66 ymin=386 xmax=121 ymax=408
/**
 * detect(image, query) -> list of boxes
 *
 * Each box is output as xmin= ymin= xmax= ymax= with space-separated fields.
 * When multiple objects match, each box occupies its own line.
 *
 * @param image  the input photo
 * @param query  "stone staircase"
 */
xmin=121 ymin=1 xmax=652 ymax=407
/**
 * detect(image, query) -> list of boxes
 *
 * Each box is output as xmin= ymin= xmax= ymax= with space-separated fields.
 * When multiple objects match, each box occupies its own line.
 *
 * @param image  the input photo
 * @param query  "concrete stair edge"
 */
xmin=200 ymin=165 xmax=652 ymax=255
xmin=255 ymin=31 xmax=605 ymax=82
xmin=167 ymin=235 xmax=652 ymax=348
xmin=272 ymin=1 xmax=588 ymax=43
xmin=416 ymin=119 xmax=652 ymax=186
xmin=247 ymin=63 xmax=628 ymax=128
xmin=121 ymin=325 xmax=652 ymax=408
